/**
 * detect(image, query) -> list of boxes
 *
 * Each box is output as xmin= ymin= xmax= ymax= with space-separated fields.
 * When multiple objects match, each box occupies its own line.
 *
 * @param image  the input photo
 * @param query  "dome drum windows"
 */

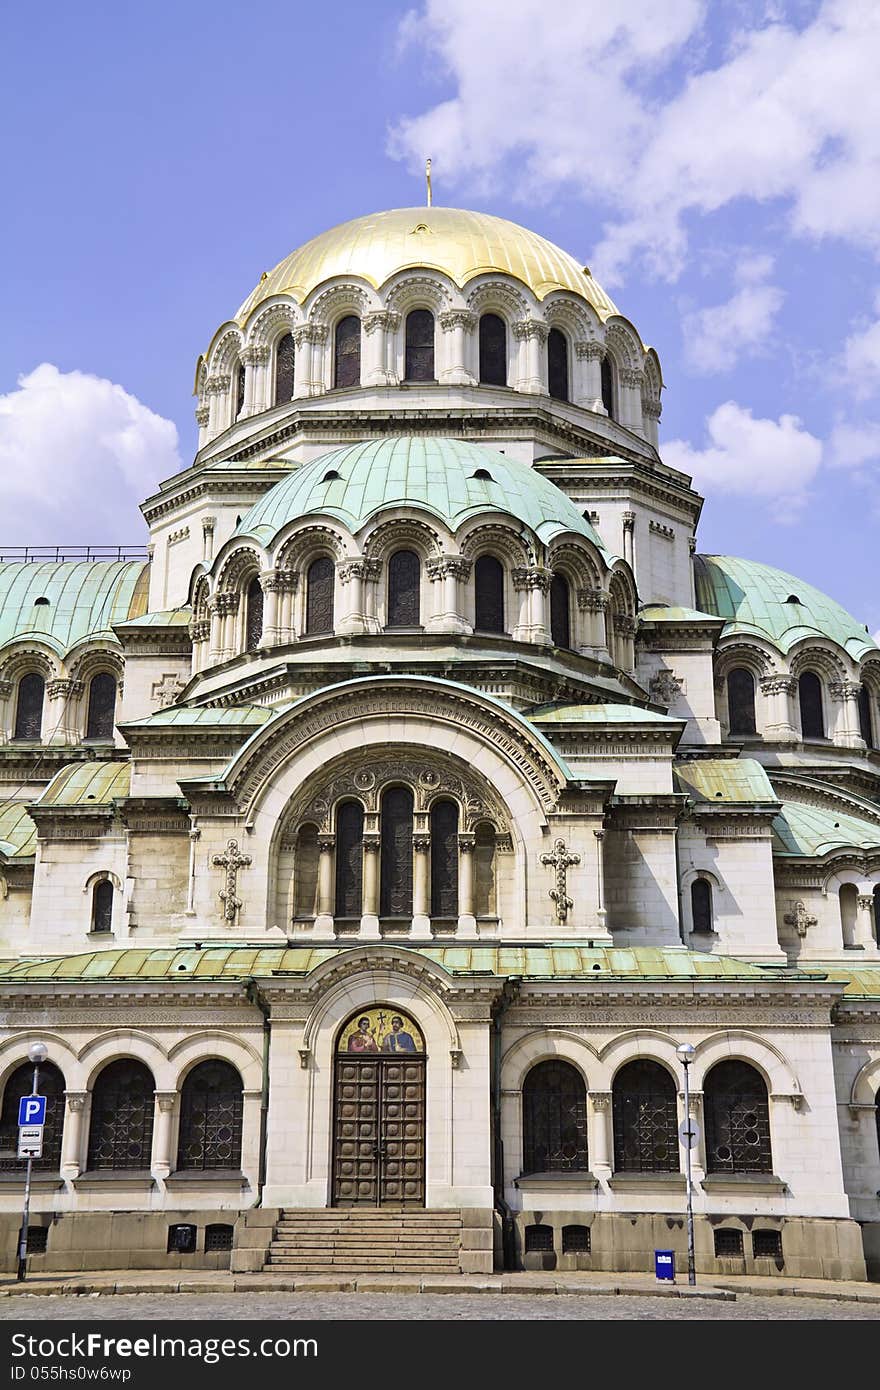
xmin=547 ymin=328 xmax=569 ymax=402
xmin=479 ymin=314 xmax=507 ymax=386
xmin=245 ymin=576 xmax=264 ymax=651
xmin=549 ymin=573 xmax=571 ymax=649
xmin=305 ymin=557 xmax=335 ymax=636
xmin=798 ymin=672 xmax=825 ymax=740
xmin=85 ymin=673 xmax=117 ymax=741
xmin=274 ymin=332 xmax=295 ymax=406
xmin=386 ymin=550 xmax=421 ymax=629
xmin=404 ymin=309 xmax=435 ymax=382
xmin=726 ymin=668 xmax=757 ymax=736
xmin=334 ymin=316 xmax=361 ymax=389
xmin=474 ymin=555 xmax=505 ymax=635
xmin=13 ymin=673 xmax=44 ymax=741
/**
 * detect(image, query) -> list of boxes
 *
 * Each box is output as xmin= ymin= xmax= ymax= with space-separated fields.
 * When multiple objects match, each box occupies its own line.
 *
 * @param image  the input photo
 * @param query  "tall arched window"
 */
xmin=387 ymin=550 xmax=420 ymax=627
xmin=274 ymin=332 xmax=295 ymax=405
xmin=547 ymin=328 xmax=569 ymax=402
xmin=727 ymin=668 xmax=756 ymax=735
xmin=479 ymin=314 xmax=507 ymax=386
xmin=874 ymin=884 xmax=880 ymax=945
xmin=522 ymin=1060 xmax=588 ymax=1174
xmin=233 ymin=361 xmax=245 ymax=420
xmin=474 ymin=555 xmax=505 ymax=633
xmin=335 ymin=801 xmax=364 ymax=920
xmin=334 ymin=316 xmax=361 ymax=388
xmin=87 ymin=1060 xmax=154 ymax=1171
xmin=601 ymin=355 xmax=615 ymax=418
xmin=704 ymin=1060 xmax=772 ymax=1173
xmin=858 ymin=685 xmax=874 ymax=747
xmin=14 ymin=673 xmax=44 ymax=740
xmin=85 ymin=673 xmax=117 ymax=740
xmin=430 ymin=799 xmax=458 ymax=919
xmin=176 ymin=1060 xmax=243 ymax=1171
xmin=305 ymin=557 xmax=335 ymax=635
xmin=691 ymin=878 xmax=713 ymax=933
xmin=474 ymin=822 xmax=496 ymax=917
xmin=0 ymin=1061 xmax=65 ymax=1172
xmin=245 ymin=576 xmax=264 ymax=649
xmin=405 ymin=309 xmax=435 ymax=381
xmin=612 ymin=1060 xmax=678 ymax=1173
xmin=550 ymin=573 xmax=571 ymax=648
xmin=798 ymin=672 xmax=825 ymax=739
xmin=839 ymin=883 xmax=858 ymax=948
xmin=91 ymin=878 xmax=114 ymax=934
xmin=380 ymin=785 xmax=413 ymax=918
xmin=294 ymin=824 xmax=319 ymax=918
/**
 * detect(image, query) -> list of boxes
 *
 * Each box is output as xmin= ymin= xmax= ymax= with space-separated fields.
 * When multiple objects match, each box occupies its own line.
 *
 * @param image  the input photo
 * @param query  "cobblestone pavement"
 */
xmin=2 ymin=1292 xmax=878 ymax=1319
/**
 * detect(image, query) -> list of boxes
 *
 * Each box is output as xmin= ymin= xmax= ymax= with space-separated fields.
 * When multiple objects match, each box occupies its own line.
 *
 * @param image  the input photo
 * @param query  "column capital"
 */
xmin=512 ymin=318 xmax=549 ymax=342
xmin=155 ymin=1091 xmax=177 ymax=1112
xmin=590 ymin=1091 xmax=612 ymax=1111
xmin=438 ymin=309 xmax=476 ymax=332
xmin=241 ymin=344 xmax=270 ymax=365
xmin=363 ymin=310 xmax=400 ymax=334
xmin=64 ymin=1091 xmax=89 ymax=1112
xmin=195 ymin=405 xmax=210 ymax=427
xmin=574 ymin=339 xmax=604 ymax=360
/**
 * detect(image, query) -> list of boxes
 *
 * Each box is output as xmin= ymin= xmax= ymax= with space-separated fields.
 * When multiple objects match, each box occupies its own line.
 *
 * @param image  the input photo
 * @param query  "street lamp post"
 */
xmin=676 ymin=1041 xmax=696 ymax=1286
xmin=17 ymin=1040 xmax=48 ymax=1283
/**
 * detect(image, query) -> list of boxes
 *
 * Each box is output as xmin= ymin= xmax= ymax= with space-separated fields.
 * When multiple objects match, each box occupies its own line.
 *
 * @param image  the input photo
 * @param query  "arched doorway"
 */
xmin=332 ymin=1006 xmax=426 ymax=1207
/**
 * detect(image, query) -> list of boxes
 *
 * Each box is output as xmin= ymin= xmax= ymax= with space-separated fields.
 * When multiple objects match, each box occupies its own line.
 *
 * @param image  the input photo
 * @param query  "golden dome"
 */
xmin=235 ymin=207 xmax=619 ymax=322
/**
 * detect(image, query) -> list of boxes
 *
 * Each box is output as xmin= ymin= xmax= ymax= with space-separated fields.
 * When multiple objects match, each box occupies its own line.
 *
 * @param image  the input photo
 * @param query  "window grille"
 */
xmin=305 ymin=557 xmax=334 ymax=634
xmin=727 ymin=668 xmax=757 ymax=735
xmin=714 ymin=1228 xmax=744 ymax=1257
xmin=234 ymin=362 xmax=245 ymax=419
xmin=752 ymin=1230 xmax=782 ymax=1258
xmin=245 ymin=577 xmax=264 ymax=649
xmin=87 ymin=1060 xmax=154 ymax=1171
xmin=335 ymin=801 xmax=364 ymax=919
xmin=387 ymin=550 xmax=420 ymax=627
xmin=550 ymin=573 xmax=571 ymax=648
xmin=86 ymin=673 xmax=117 ymax=739
xmin=26 ymin=1227 xmax=49 ymax=1254
xmin=0 ymin=1062 xmax=65 ymax=1171
xmin=334 ymin=316 xmax=361 ymax=388
xmin=704 ymin=1061 xmax=772 ymax=1173
xmin=275 ymin=332 xmax=295 ymax=404
xmin=91 ymin=879 xmax=114 ymax=934
xmin=798 ymin=672 xmax=824 ymax=739
xmin=612 ymin=1060 xmax=679 ymax=1173
xmin=205 ymin=1223 xmax=234 ymax=1252
xmin=430 ymin=799 xmax=458 ymax=918
xmin=405 ymin=309 xmax=435 ymax=381
xmin=479 ymin=314 xmax=507 ymax=386
xmin=474 ymin=555 xmax=504 ymax=633
xmin=380 ymin=785 xmax=414 ymax=917
xmin=562 ymin=1225 xmax=590 ymax=1254
xmin=522 ymin=1060 xmax=588 ymax=1173
xmin=524 ymin=1224 xmax=554 ymax=1253
xmin=176 ymin=1060 xmax=243 ymax=1171
xmin=14 ymin=674 xmax=44 ymax=740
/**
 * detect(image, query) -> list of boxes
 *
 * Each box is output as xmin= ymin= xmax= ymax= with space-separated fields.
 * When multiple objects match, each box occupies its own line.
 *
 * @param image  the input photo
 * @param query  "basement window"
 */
xmin=752 ymin=1230 xmax=782 ymax=1259
xmin=714 ymin=1228 xmax=744 ymax=1257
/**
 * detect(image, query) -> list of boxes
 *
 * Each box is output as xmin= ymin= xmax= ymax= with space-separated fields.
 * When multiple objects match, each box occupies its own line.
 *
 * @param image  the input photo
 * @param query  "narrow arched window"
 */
xmin=474 ymin=555 xmax=505 ymax=633
xmin=14 ymin=674 xmax=44 ymax=740
xmin=87 ymin=1060 xmax=154 ymax=1171
xmin=550 ymin=573 xmax=571 ymax=648
xmin=705 ymin=1060 xmax=772 ymax=1174
xmin=858 ymin=685 xmax=874 ymax=748
xmin=176 ymin=1060 xmax=243 ymax=1172
xmin=601 ymin=355 xmax=615 ymax=418
xmin=547 ymin=328 xmax=569 ymax=402
xmin=474 ymin=822 xmax=496 ymax=917
xmin=727 ymin=668 xmax=756 ymax=735
xmin=479 ymin=313 xmax=507 ymax=386
xmin=91 ymin=879 xmax=114 ymax=934
xmin=294 ymin=824 xmax=319 ymax=918
xmin=839 ymin=883 xmax=858 ymax=948
xmin=86 ymin=673 xmax=117 ymax=740
xmin=274 ymin=332 xmax=295 ymax=405
xmin=612 ymin=1060 xmax=678 ymax=1173
xmin=233 ymin=360 xmax=245 ymax=419
xmin=798 ymin=672 xmax=824 ymax=739
xmin=334 ymin=316 xmax=361 ymax=388
xmin=874 ymin=885 xmax=880 ymax=945
xmin=387 ymin=550 xmax=420 ymax=628
xmin=0 ymin=1061 xmax=65 ymax=1172
xmin=245 ymin=576 xmax=264 ymax=649
xmin=305 ymin=557 xmax=334 ymax=634
xmin=335 ymin=801 xmax=364 ymax=920
xmin=691 ymin=878 xmax=713 ymax=933
xmin=405 ymin=309 xmax=435 ymax=382
xmin=430 ymin=799 xmax=458 ymax=919
xmin=523 ymin=1060 xmax=588 ymax=1174
xmin=380 ymin=785 xmax=413 ymax=918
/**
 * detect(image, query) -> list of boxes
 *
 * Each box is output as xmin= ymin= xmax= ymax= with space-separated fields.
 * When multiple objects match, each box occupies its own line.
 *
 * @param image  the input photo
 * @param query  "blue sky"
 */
xmin=1 ymin=0 xmax=878 ymax=632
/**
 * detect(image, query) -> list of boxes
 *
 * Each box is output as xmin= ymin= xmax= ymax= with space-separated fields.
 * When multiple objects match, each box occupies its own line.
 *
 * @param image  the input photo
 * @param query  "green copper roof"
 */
xmin=694 ymin=555 xmax=876 ymax=660
xmin=235 ymin=438 xmax=608 ymax=554
xmin=815 ymin=967 xmax=880 ymax=999
xmin=675 ymin=758 xmax=777 ymax=804
xmin=0 ymin=944 xmax=773 ymax=983
xmin=530 ymin=703 xmax=680 ymax=725
xmin=34 ymin=761 xmax=131 ymax=808
xmin=0 ymin=562 xmax=149 ymax=656
xmin=124 ymin=704 xmax=277 ymax=730
xmin=119 ymin=607 xmax=192 ymax=629
xmin=639 ymin=604 xmax=722 ymax=625
xmin=0 ymin=801 xmax=37 ymax=860
xmin=772 ymin=799 xmax=880 ymax=857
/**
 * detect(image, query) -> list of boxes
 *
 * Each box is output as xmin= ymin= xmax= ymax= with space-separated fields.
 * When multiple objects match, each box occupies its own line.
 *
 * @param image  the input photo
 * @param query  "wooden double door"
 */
xmin=332 ymin=1055 xmax=426 ymax=1206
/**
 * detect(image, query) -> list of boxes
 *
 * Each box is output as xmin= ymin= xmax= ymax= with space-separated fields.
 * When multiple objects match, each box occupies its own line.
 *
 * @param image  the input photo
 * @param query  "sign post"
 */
xmin=17 ymin=1041 xmax=48 ymax=1283
xmin=676 ymin=1041 xmax=697 ymax=1287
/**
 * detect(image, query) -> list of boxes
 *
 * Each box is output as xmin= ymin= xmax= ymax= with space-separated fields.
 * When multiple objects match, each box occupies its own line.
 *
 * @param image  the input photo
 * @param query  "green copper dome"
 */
xmin=694 ymin=555 xmax=877 ymax=661
xmin=235 ymin=438 xmax=608 ymax=554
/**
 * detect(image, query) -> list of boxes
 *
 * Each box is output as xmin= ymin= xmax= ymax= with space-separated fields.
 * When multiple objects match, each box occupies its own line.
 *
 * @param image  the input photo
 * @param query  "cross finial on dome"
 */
xmin=426 ymin=157 xmax=432 ymax=207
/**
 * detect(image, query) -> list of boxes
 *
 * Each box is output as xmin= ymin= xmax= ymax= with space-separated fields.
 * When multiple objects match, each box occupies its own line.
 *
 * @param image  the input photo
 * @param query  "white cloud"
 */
xmin=389 ymin=0 xmax=880 ymax=283
xmin=842 ymin=292 xmax=880 ymax=397
xmin=0 ymin=364 xmax=181 ymax=545
xmin=664 ymin=400 xmax=822 ymax=519
xmin=683 ymin=256 xmax=784 ymax=372
xmin=827 ymin=419 xmax=880 ymax=470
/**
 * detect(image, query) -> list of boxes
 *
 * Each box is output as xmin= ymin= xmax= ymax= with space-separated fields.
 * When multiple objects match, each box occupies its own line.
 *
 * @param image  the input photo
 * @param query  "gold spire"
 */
xmin=425 ymin=157 xmax=432 ymax=207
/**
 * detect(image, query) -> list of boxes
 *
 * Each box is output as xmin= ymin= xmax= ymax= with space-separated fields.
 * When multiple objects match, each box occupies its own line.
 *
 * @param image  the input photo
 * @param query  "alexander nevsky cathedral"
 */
xmin=1 ymin=205 xmax=878 ymax=1282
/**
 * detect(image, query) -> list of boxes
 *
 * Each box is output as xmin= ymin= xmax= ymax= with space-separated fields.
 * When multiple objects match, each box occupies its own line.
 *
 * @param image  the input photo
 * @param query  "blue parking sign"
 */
xmin=18 ymin=1095 xmax=46 ymax=1126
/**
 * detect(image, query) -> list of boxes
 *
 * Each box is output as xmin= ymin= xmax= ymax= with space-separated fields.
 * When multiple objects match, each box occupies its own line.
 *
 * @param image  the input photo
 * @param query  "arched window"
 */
xmin=274 ymin=332 xmax=295 ymax=405
xmin=479 ymin=314 xmax=507 ymax=386
xmin=430 ymin=799 xmax=458 ymax=919
xmin=305 ymin=557 xmax=334 ymax=635
xmin=0 ymin=1061 xmax=65 ymax=1172
xmin=334 ymin=315 xmax=361 ymax=388
xmin=335 ymin=801 xmax=364 ymax=920
xmin=233 ymin=361 xmax=245 ymax=420
xmin=727 ymin=668 xmax=757 ymax=735
xmin=87 ymin=1060 xmax=154 ymax=1171
xmin=91 ymin=878 xmax=114 ymax=934
xmin=550 ymin=573 xmax=571 ymax=648
xmin=380 ymin=785 xmax=413 ymax=918
xmin=474 ymin=555 xmax=505 ymax=633
xmin=387 ymin=550 xmax=420 ymax=628
xmin=245 ymin=576 xmax=264 ymax=650
xmin=14 ymin=673 xmax=44 ymax=740
xmin=474 ymin=822 xmax=496 ymax=917
xmin=704 ymin=1060 xmax=772 ymax=1174
xmin=405 ymin=309 xmax=435 ymax=382
xmin=547 ymin=328 xmax=569 ymax=402
xmin=691 ymin=878 xmax=713 ymax=933
xmin=798 ymin=672 xmax=824 ymax=739
xmin=522 ymin=1060 xmax=588 ymax=1174
xmin=601 ymin=355 xmax=615 ymax=418
xmin=839 ymin=883 xmax=858 ymax=948
xmin=612 ymin=1060 xmax=678 ymax=1173
xmin=85 ymin=673 xmax=117 ymax=740
xmin=294 ymin=824 xmax=319 ymax=918
xmin=874 ymin=884 xmax=880 ymax=945
xmin=858 ymin=685 xmax=874 ymax=747
xmin=176 ymin=1060 xmax=243 ymax=1172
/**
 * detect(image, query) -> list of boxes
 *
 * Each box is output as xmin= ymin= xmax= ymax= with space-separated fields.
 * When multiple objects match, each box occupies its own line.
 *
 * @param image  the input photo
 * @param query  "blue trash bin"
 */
xmin=654 ymin=1249 xmax=675 ymax=1281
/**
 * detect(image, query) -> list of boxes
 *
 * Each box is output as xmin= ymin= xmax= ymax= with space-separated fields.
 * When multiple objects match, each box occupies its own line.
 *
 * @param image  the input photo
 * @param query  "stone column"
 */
xmin=574 ymin=341 xmax=604 ymax=410
xmin=576 ymin=589 xmax=610 ymax=658
xmin=362 ymin=312 xmax=399 ymax=386
xmin=195 ymin=404 xmax=210 ymax=451
xmin=622 ymin=511 xmax=636 ymax=570
xmin=205 ymin=374 xmax=230 ymax=437
xmin=241 ymin=344 xmax=270 ymax=417
xmin=260 ymin=570 xmax=280 ymax=646
xmin=830 ymin=681 xmax=866 ymax=749
xmin=643 ymin=397 xmax=662 ymax=449
xmin=512 ymin=569 xmax=532 ymax=642
xmin=152 ymin=1092 xmax=177 ymax=1178
xmin=207 ymin=593 xmax=224 ymax=663
xmin=760 ymin=676 xmax=799 ymax=744
xmin=589 ymin=1092 xmax=612 ymax=1173
xmin=612 ymin=613 xmax=636 ymax=672
xmin=513 ymin=320 xmax=547 ymax=394
xmin=458 ymin=833 xmax=476 ymax=933
xmin=426 ymin=557 xmax=471 ymax=634
xmin=316 ymin=834 xmax=335 ymax=931
xmin=201 ymin=516 xmax=216 ymax=565
xmin=220 ymin=593 xmax=240 ymax=661
xmin=529 ymin=570 xmax=552 ymax=644
xmin=275 ymin=571 xmax=299 ymax=643
xmin=594 ymin=829 xmax=608 ymax=935
xmin=61 ymin=1092 xmax=89 ymax=1178
xmin=46 ymin=679 xmax=82 ymax=746
xmin=292 ymin=325 xmax=313 ymax=398
xmin=413 ymin=835 xmax=431 ymax=932
xmin=361 ymin=835 xmax=381 ymax=937
xmin=336 ymin=560 xmax=370 ymax=636
xmin=438 ymin=310 xmax=476 ymax=384
xmin=855 ymin=894 xmax=879 ymax=952
xmin=619 ymin=368 xmax=645 ymax=436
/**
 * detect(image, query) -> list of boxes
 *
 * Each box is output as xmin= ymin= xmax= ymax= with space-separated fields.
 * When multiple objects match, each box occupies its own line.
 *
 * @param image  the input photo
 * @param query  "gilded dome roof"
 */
xmin=235 ymin=207 xmax=619 ymax=323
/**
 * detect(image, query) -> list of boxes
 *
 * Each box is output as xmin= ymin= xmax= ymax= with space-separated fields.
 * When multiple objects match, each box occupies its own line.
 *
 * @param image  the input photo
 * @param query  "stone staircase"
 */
xmin=264 ymin=1208 xmax=464 ymax=1274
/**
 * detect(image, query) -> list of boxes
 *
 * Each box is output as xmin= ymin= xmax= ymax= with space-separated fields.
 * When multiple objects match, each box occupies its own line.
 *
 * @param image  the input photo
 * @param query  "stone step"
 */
xmin=267 ymin=1261 xmax=461 ymax=1271
xmin=277 ymin=1212 xmax=461 ymax=1222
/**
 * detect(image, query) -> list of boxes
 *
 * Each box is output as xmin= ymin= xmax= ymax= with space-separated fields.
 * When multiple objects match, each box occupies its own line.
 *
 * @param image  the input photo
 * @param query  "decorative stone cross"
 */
xmin=151 ymin=672 xmax=185 ymax=709
xmin=211 ymin=838 xmax=252 ymax=922
xmin=540 ymin=838 xmax=581 ymax=924
xmin=784 ymin=900 xmax=818 ymax=938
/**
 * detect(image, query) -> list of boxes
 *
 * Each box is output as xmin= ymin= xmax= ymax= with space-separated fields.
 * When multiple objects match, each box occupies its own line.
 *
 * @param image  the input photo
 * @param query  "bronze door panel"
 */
xmin=332 ymin=1057 xmax=425 ymax=1207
